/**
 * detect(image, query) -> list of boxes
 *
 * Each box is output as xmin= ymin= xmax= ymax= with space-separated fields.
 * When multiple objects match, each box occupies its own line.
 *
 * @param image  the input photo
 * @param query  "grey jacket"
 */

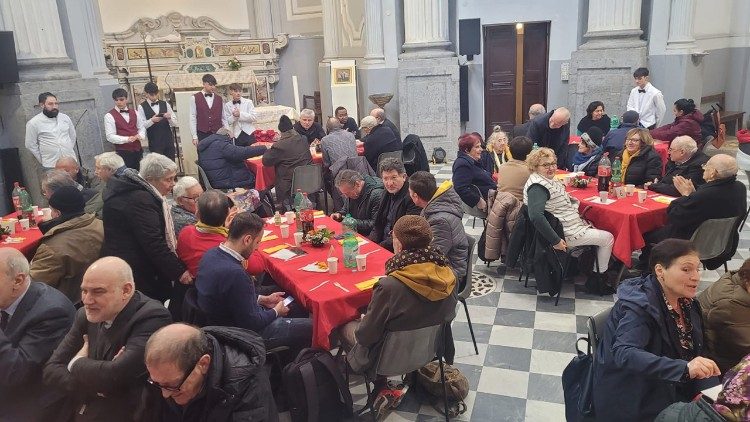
xmin=339 ymin=175 xmax=385 ymax=236
xmin=421 ymin=184 xmax=469 ymax=280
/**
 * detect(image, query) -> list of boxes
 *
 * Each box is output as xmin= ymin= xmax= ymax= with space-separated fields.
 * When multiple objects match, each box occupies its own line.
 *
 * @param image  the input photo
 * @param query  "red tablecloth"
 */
xmin=1 ymin=215 xmax=43 ymax=259
xmin=563 ymin=179 xmax=671 ymax=267
xmin=568 ymin=135 xmax=669 ymax=173
xmin=258 ymin=216 xmax=392 ymax=349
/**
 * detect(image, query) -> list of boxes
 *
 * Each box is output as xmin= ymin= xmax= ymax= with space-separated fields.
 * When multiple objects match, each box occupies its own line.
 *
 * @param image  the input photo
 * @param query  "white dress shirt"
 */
xmin=189 ymin=90 xmax=217 ymax=140
xmin=24 ymin=112 xmax=77 ymax=168
xmin=222 ymin=97 xmax=258 ymax=138
xmin=626 ymin=82 xmax=667 ymax=128
xmin=104 ymin=109 xmax=147 ymax=145
xmin=137 ymin=101 xmax=178 ymax=130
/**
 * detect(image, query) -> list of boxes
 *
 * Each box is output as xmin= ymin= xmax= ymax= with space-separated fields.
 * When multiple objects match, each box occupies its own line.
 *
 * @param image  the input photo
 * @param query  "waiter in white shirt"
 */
xmin=137 ymin=82 xmax=178 ymax=161
xmin=626 ymin=67 xmax=667 ymax=130
xmin=189 ymin=73 xmax=223 ymax=146
xmin=25 ymin=92 xmax=77 ymax=170
xmin=104 ymin=88 xmax=147 ymax=170
xmin=222 ymin=83 xmax=259 ymax=146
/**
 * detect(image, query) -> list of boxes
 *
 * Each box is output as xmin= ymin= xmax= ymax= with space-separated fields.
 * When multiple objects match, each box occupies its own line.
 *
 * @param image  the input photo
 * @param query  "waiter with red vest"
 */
xmin=189 ymin=73 xmax=223 ymax=146
xmin=105 ymin=88 xmax=146 ymax=170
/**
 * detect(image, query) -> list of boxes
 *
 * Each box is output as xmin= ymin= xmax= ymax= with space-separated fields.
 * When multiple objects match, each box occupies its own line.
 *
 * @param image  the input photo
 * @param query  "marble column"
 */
xmin=667 ymin=0 xmax=697 ymax=50
xmin=0 ymin=0 xmax=79 ymax=81
xmin=583 ymin=0 xmax=644 ymax=48
xmin=254 ymin=0 xmax=274 ymax=38
xmin=363 ymin=0 xmax=384 ymax=64
xmin=401 ymin=0 xmax=452 ymax=58
xmin=321 ymin=0 xmax=341 ymax=61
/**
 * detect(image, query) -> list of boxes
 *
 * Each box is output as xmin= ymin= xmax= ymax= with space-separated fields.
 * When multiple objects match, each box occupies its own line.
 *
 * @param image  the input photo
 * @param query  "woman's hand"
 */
xmin=687 ymin=356 xmax=721 ymax=379
xmin=477 ymin=197 xmax=487 ymax=212
xmin=553 ymin=239 xmax=567 ymax=251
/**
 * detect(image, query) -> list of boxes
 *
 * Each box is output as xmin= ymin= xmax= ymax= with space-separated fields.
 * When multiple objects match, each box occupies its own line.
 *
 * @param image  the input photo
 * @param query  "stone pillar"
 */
xmin=667 ymin=0 xmax=697 ymax=51
xmin=363 ymin=0 xmax=385 ymax=64
xmin=56 ymin=0 xmax=116 ymax=84
xmin=321 ymin=0 xmax=341 ymax=61
xmin=398 ymin=0 xmax=460 ymax=158
xmin=568 ymin=0 xmax=647 ymax=127
xmin=254 ymin=0 xmax=274 ymax=38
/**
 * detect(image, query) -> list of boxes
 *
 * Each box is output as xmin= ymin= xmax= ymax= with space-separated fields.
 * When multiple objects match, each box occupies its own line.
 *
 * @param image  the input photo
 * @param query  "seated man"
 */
xmin=370 ymin=107 xmax=401 ymax=141
xmin=0 ymin=248 xmax=76 ymax=421
xmin=262 ymin=115 xmax=313 ymax=210
xmin=336 ymin=106 xmax=360 ymax=138
xmin=341 ymin=216 xmax=456 ymax=405
xmin=30 ymin=186 xmax=104 ymax=303
xmin=647 ymin=135 xmax=708 ymax=197
xmin=496 ymin=136 xmax=533 ymax=201
xmin=55 ymin=155 xmax=99 ymax=190
xmin=641 ymin=154 xmax=747 ymax=267
xmin=368 ymin=158 xmax=422 ymax=251
xmin=294 ymin=108 xmax=326 ymax=145
xmin=43 ymin=169 xmax=99 ymax=215
xmin=142 ymin=323 xmax=276 ymax=421
xmin=360 ymin=115 xmax=402 ymax=173
xmin=197 ymin=127 xmax=267 ymax=190
xmin=44 ymin=257 xmax=172 ymax=421
xmin=171 ymin=176 xmax=203 ymax=236
xmin=601 ymin=110 xmax=639 ymax=157
xmin=331 ymin=169 xmax=385 ymax=236
xmin=195 ymin=212 xmax=312 ymax=354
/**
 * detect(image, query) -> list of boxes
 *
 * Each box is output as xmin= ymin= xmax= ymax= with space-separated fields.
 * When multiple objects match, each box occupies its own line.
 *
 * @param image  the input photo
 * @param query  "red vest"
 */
xmin=194 ymin=92 xmax=223 ymax=134
xmin=109 ymin=109 xmax=142 ymax=152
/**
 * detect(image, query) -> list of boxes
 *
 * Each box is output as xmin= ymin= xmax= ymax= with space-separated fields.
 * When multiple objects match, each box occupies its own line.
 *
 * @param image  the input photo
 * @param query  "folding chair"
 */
xmin=690 ymin=216 xmax=741 ymax=272
xmin=457 ymin=236 xmax=479 ymax=354
xmin=291 ymin=164 xmax=328 ymax=212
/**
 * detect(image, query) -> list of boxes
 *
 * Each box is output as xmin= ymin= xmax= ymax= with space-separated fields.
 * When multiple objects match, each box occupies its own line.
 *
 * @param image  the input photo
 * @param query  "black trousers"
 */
xmin=234 ymin=130 xmax=256 ymax=147
xmin=149 ymin=136 xmax=176 ymax=161
xmin=117 ymin=149 xmax=143 ymax=170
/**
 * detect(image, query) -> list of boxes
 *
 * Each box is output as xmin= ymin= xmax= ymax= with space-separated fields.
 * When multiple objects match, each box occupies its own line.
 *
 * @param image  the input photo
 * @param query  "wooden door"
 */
xmin=522 ymin=23 xmax=549 ymax=122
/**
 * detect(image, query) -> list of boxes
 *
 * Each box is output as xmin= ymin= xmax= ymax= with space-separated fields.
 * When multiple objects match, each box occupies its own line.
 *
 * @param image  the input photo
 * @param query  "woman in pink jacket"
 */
xmin=651 ymin=98 xmax=703 ymax=144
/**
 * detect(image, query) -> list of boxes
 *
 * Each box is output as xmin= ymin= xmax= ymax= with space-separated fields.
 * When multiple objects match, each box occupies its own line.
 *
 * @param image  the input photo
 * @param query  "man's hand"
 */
xmin=673 ymin=176 xmax=696 ymax=196
xmin=259 ymin=292 xmax=285 ymax=308
xmin=232 ymin=108 xmax=240 ymax=118
xmin=553 ymin=239 xmax=567 ymax=251
xmin=112 ymin=346 xmax=125 ymax=361
xmin=331 ymin=213 xmax=342 ymax=222
xmin=163 ymin=112 xmax=172 ymax=120
xmin=76 ymin=334 xmax=90 ymax=359
xmin=192 ymin=138 xmax=199 ymax=146
xmin=273 ymin=300 xmax=290 ymax=317
xmin=151 ymin=116 xmax=163 ymax=123
xmin=179 ymin=271 xmax=194 ymax=285
xmin=687 ymin=356 xmax=720 ymax=379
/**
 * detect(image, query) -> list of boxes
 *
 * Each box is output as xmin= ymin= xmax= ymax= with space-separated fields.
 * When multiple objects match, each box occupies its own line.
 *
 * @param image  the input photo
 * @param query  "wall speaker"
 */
xmin=0 ymin=32 xmax=19 ymax=84
xmin=459 ymin=65 xmax=469 ymax=122
xmin=459 ymin=19 xmax=481 ymax=60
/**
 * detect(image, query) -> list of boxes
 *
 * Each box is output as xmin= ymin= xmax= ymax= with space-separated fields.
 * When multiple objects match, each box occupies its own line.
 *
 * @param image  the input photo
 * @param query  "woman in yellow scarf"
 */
xmin=620 ymin=128 xmax=663 ymax=186
xmin=485 ymin=126 xmax=513 ymax=173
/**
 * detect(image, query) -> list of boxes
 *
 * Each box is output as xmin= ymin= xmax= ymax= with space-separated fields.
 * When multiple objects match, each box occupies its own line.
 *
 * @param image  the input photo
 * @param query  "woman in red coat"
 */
xmin=650 ymin=98 xmax=703 ymax=144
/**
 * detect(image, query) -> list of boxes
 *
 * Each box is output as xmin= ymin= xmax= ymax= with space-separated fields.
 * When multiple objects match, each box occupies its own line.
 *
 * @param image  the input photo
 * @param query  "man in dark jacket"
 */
xmin=360 ymin=115 xmax=402 ymax=173
xmin=332 ymin=169 xmax=384 ymax=236
xmin=601 ymin=110 xmax=639 ymax=157
xmin=336 ymin=106 xmax=360 ymax=138
xmin=294 ymin=108 xmax=326 ymax=144
xmin=528 ymin=107 xmax=571 ymax=168
xmin=143 ymin=323 xmax=277 ymax=421
xmin=0 ymin=248 xmax=76 ymax=422
xmin=262 ymin=115 xmax=313 ymax=210
xmin=648 ymin=135 xmax=708 ymax=197
xmin=368 ymin=158 xmax=422 ymax=251
xmin=197 ymin=127 xmax=266 ymax=190
xmin=371 ymin=108 xmax=401 ymax=141
xmin=512 ymin=103 xmax=545 ymax=138
xmin=44 ymin=257 xmax=172 ymax=422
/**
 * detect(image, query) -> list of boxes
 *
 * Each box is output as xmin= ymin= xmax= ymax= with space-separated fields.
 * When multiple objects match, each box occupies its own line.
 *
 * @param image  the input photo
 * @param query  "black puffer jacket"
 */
xmin=197 ymin=133 xmax=266 ymax=189
xmin=622 ymin=145 xmax=663 ymax=186
xmin=339 ymin=175 xmax=384 ymax=236
xmin=142 ymin=326 xmax=277 ymax=422
xmin=368 ymin=182 xmax=422 ymax=251
xmin=421 ymin=182 xmax=469 ymax=280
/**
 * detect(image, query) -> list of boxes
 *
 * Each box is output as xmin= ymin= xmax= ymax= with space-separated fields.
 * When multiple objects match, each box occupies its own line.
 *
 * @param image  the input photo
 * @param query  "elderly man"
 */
xmin=360 ymin=115 xmax=402 ymax=174
xmin=369 ymin=158 xmax=422 ymax=251
xmin=198 ymin=127 xmax=267 ymax=190
xmin=171 ymin=176 xmax=203 ymax=235
xmin=44 ymin=257 xmax=172 ymax=421
xmin=335 ymin=106 xmax=360 ymax=138
xmin=322 ymin=116 xmax=358 ymax=209
xmin=647 ymin=135 xmax=708 ymax=197
xmin=528 ymin=107 xmax=571 ymax=168
xmin=262 ymin=115 xmax=313 ymax=210
xmin=331 ymin=170 xmax=384 ymax=236
xmin=0 ymin=248 xmax=75 ymax=421
xmin=601 ymin=110 xmax=640 ymax=157
xmin=512 ymin=103 xmax=546 ymax=138
xmin=30 ymin=186 xmax=103 ymax=303
xmin=370 ymin=107 xmax=401 ymax=141
xmin=25 ymin=92 xmax=76 ymax=170
xmin=94 ymin=151 xmax=126 ymax=182
xmin=56 ymin=155 xmax=98 ymax=190
xmin=294 ymin=108 xmax=326 ymax=145
xmin=42 ymin=169 xmax=100 ymax=217
xmin=141 ymin=323 xmax=276 ymax=421
xmin=101 ymin=153 xmax=190 ymax=304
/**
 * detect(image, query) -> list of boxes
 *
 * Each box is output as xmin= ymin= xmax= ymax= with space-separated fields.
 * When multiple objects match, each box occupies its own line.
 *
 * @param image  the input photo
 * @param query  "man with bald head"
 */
xmin=370 ymin=107 xmax=401 ymax=141
xmin=56 ymin=155 xmax=99 ymax=190
xmin=0 ymin=248 xmax=75 ymax=421
xmin=528 ymin=106 xmax=571 ymax=168
xmin=141 ymin=323 xmax=276 ymax=421
xmin=44 ymin=257 xmax=172 ymax=421
xmin=512 ymin=103 xmax=546 ymax=138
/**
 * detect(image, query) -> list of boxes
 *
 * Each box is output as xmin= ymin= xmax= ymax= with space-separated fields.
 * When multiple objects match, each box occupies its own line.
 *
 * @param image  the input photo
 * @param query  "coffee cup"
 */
xmin=625 ymin=184 xmax=635 ymax=196
xmin=327 ymin=257 xmax=338 ymax=274
xmin=356 ymin=254 xmax=367 ymax=272
xmin=638 ymin=190 xmax=647 ymax=203
xmin=32 ymin=205 xmax=39 ymax=216
xmin=19 ymin=218 xmax=29 ymax=231
xmin=615 ymin=187 xmax=626 ymax=199
xmin=280 ymin=224 xmax=289 ymax=238
xmin=42 ymin=208 xmax=53 ymax=221
xmin=285 ymin=211 xmax=295 ymax=224
xmin=599 ymin=191 xmax=608 ymax=203
xmin=293 ymin=232 xmax=304 ymax=247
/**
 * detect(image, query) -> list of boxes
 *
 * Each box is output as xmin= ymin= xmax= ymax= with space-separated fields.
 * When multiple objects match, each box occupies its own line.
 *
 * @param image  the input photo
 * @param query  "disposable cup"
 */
xmin=19 ymin=218 xmax=29 ymax=230
xmin=327 ymin=257 xmax=338 ymax=274
xmin=356 ymin=254 xmax=367 ymax=272
xmin=625 ymin=184 xmax=635 ymax=196
xmin=42 ymin=208 xmax=52 ymax=220
xmin=599 ymin=191 xmax=608 ymax=203
xmin=293 ymin=232 xmax=304 ymax=247
xmin=285 ymin=211 xmax=295 ymax=224
xmin=615 ymin=187 xmax=626 ymax=199
xmin=280 ymin=224 xmax=289 ymax=238
xmin=638 ymin=190 xmax=647 ymax=203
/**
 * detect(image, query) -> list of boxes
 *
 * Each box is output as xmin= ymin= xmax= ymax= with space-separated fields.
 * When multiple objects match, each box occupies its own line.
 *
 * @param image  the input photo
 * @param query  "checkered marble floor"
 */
xmin=281 ymin=162 xmax=750 ymax=421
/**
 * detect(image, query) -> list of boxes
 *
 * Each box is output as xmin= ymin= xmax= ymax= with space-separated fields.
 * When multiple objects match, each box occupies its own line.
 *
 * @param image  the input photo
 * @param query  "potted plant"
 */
xmin=226 ymin=56 xmax=241 ymax=71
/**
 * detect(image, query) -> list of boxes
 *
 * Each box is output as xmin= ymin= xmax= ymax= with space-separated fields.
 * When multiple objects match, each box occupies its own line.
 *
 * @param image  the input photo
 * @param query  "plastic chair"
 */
xmin=460 ymin=185 xmax=488 ymax=229
xmin=195 ymin=160 xmax=213 ymax=190
xmin=587 ymin=306 xmax=612 ymax=355
xmin=457 ymin=236 xmax=479 ymax=355
xmin=690 ymin=216 xmax=741 ymax=272
xmin=291 ymin=164 xmax=328 ymax=212
xmin=376 ymin=150 xmax=403 ymax=173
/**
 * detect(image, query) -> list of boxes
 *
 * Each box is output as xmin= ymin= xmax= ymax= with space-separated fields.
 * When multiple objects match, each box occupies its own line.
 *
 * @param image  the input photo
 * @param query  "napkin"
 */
xmin=355 ymin=276 xmax=383 ymax=291
xmin=269 ymin=248 xmax=299 ymax=261
xmin=300 ymin=263 xmax=328 ymax=272
xmin=2 ymin=237 xmax=25 ymax=244
xmin=338 ymin=237 xmax=369 ymax=246
xmin=263 ymin=244 xmax=289 ymax=254
xmin=260 ymin=234 xmax=279 ymax=242
xmin=584 ymin=196 xmax=616 ymax=205
xmin=652 ymin=196 xmax=676 ymax=204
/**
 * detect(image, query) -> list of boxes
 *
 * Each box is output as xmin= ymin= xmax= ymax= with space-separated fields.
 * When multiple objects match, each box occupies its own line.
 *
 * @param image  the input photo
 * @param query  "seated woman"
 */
xmin=698 ymin=258 xmax=750 ymax=374
xmin=620 ymin=127 xmax=663 ymax=186
xmin=480 ymin=126 xmax=511 ymax=174
xmin=523 ymin=147 xmax=615 ymax=291
xmin=593 ymin=239 xmax=721 ymax=421
xmin=453 ymin=132 xmax=497 ymax=211
xmin=651 ymin=98 xmax=704 ymax=144
xmin=577 ymin=100 xmax=611 ymax=136
xmin=570 ymin=127 xmax=604 ymax=176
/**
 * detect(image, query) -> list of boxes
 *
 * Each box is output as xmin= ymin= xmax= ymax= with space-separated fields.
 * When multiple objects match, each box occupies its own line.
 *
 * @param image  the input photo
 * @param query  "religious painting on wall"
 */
xmin=333 ymin=67 xmax=353 ymax=85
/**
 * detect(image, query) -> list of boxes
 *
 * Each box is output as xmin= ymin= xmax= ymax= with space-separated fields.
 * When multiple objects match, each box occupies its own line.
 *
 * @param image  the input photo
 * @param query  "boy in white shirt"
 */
xmin=222 ymin=83 xmax=259 ymax=146
xmin=626 ymin=67 xmax=666 ymax=130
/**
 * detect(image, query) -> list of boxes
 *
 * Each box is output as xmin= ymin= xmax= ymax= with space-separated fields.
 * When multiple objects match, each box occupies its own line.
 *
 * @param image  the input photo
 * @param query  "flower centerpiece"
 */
xmin=226 ymin=57 xmax=241 ymax=71
xmin=571 ymin=175 xmax=589 ymax=188
xmin=305 ymin=228 xmax=335 ymax=247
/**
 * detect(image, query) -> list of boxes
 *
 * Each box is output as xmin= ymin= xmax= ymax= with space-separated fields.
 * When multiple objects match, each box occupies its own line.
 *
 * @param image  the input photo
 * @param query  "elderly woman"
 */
xmin=453 ymin=132 xmax=497 ymax=211
xmin=570 ymin=127 xmax=604 ymax=176
xmin=294 ymin=108 xmax=326 ymax=145
xmin=651 ymin=98 xmax=704 ymax=144
xmin=480 ymin=126 xmax=512 ymax=174
xmin=577 ymin=101 xmax=611 ymax=136
xmin=171 ymin=176 xmax=203 ymax=235
xmin=593 ymin=239 xmax=721 ymax=421
xmin=524 ymin=147 xmax=615 ymax=290
xmin=698 ymin=258 xmax=750 ymax=374
xmin=620 ymin=127 xmax=663 ymax=186
xmin=101 ymin=153 xmax=191 ymax=303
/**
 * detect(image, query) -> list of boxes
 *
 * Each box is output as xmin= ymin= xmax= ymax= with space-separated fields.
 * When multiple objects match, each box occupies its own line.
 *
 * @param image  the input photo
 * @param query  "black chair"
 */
xmin=587 ymin=306 xmax=613 ymax=354
xmin=182 ymin=288 xmax=208 ymax=327
xmin=195 ymin=160 xmax=213 ymax=190
xmin=690 ymin=216 xmax=741 ymax=271
xmin=457 ymin=236 xmax=478 ymax=354
xmin=291 ymin=164 xmax=328 ymax=212
xmin=376 ymin=150 xmax=403 ymax=172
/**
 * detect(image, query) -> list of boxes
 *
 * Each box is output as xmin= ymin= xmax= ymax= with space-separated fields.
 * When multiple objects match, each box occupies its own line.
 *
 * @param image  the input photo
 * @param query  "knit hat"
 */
xmin=393 ymin=215 xmax=432 ymax=250
xmin=622 ymin=110 xmax=639 ymax=124
xmin=49 ymin=186 xmax=85 ymax=215
xmin=582 ymin=126 xmax=603 ymax=148
xmin=278 ymin=115 xmax=293 ymax=132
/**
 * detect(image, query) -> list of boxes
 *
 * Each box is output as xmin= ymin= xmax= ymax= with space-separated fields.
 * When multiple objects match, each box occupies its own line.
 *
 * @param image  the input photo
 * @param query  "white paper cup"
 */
xmin=327 ymin=257 xmax=338 ymax=274
xmin=42 ymin=208 xmax=52 ymax=220
xmin=285 ymin=211 xmax=295 ymax=224
xmin=625 ymin=184 xmax=635 ymax=196
xmin=615 ymin=187 xmax=626 ymax=199
xmin=19 ymin=218 xmax=29 ymax=231
xmin=31 ymin=205 xmax=39 ymax=216
xmin=356 ymin=254 xmax=367 ymax=272
xmin=293 ymin=232 xmax=304 ymax=247
xmin=599 ymin=191 xmax=608 ymax=203
xmin=280 ymin=224 xmax=289 ymax=238
xmin=638 ymin=190 xmax=647 ymax=203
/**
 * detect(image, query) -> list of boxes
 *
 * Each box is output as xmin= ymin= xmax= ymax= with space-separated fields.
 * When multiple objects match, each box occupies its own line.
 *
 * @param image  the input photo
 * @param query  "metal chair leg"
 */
xmin=460 ymin=297 xmax=478 ymax=355
xmin=725 ymin=262 xmax=729 ymax=272
xmin=438 ymin=357 xmax=449 ymax=422
xmin=472 ymin=217 xmax=476 ymax=229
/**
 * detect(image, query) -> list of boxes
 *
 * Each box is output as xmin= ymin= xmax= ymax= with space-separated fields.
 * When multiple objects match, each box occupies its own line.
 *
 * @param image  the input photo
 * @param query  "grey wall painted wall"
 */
xmin=274 ymin=36 xmax=325 ymax=108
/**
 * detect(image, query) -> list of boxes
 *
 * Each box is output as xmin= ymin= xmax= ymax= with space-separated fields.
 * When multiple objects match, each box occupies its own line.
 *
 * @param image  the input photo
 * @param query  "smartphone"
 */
xmin=283 ymin=296 xmax=295 ymax=306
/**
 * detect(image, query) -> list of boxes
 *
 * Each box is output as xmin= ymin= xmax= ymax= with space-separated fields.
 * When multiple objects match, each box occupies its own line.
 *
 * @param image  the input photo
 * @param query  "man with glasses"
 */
xmin=171 ymin=176 xmax=203 ymax=236
xmin=44 ymin=257 xmax=172 ymax=422
xmin=141 ymin=323 xmax=276 ymax=420
xmin=647 ymin=135 xmax=708 ymax=197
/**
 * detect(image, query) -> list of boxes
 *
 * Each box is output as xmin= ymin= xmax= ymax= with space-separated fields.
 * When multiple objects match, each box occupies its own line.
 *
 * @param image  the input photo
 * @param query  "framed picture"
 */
xmin=333 ymin=66 xmax=353 ymax=85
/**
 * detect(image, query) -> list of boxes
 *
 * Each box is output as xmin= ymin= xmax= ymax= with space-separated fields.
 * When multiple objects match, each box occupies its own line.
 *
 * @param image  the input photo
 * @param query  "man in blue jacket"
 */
xmin=197 ymin=127 xmax=266 ymax=190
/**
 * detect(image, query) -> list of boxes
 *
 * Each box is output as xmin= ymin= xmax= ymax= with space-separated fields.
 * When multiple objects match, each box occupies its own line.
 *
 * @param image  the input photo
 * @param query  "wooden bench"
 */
xmin=701 ymin=92 xmax=746 ymax=136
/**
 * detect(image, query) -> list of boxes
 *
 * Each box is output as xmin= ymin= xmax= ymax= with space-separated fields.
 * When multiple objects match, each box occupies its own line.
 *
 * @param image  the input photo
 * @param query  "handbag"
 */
xmin=562 ymin=337 xmax=596 ymax=421
xmin=416 ymin=361 xmax=469 ymax=417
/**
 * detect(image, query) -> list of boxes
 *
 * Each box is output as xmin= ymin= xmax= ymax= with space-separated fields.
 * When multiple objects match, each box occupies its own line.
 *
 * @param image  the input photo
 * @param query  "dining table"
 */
xmin=1 ymin=213 xmax=44 ymax=259
xmin=258 ymin=215 xmax=392 ymax=349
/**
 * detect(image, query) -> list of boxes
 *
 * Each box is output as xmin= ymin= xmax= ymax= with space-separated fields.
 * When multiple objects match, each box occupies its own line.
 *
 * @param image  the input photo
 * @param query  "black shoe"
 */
xmin=585 ymin=273 xmax=616 ymax=296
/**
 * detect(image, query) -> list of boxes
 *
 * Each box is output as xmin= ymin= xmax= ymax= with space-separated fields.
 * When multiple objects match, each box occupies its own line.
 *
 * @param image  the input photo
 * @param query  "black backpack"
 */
xmin=432 ymin=147 xmax=447 ymax=164
xmin=282 ymin=348 xmax=353 ymax=422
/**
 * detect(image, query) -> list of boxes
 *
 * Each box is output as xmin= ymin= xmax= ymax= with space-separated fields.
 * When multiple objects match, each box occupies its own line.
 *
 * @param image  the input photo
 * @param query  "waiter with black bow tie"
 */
xmin=189 ymin=73 xmax=223 ymax=146
xmin=138 ymin=82 xmax=178 ymax=161
xmin=222 ymin=82 xmax=259 ymax=146
xmin=105 ymin=88 xmax=146 ymax=170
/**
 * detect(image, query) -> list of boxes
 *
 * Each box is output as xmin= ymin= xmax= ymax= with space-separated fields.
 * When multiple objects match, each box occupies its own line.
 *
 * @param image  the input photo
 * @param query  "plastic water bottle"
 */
xmin=610 ymin=115 xmax=620 ymax=129
xmin=300 ymin=193 xmax=315 ymax=234
xmin=611 ymin=156 xmax=622 ymax=185
xmin=293 ymin=189 xmax=304 ymax=232
xmin=342 ymin=214 xmax=357 ymax=235
xmin=342 ymin=233 xmax=359 ymax=269
xmin=11 ymin=182 xmax=23 ymax=218
xmin=597 ymin=152 xmax=611 ymax=193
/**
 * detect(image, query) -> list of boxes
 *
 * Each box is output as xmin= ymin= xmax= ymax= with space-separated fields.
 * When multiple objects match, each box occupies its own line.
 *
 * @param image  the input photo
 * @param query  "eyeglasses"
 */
xmin=539 ymin=162 xmax=557 ymax=169
xmin=147 ymin=359 xmax=199 ymax=393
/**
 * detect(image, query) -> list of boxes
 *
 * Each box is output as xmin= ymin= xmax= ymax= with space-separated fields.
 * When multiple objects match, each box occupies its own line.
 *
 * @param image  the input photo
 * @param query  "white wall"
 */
xmin=98 ymin=0 xmax=251 ymax=32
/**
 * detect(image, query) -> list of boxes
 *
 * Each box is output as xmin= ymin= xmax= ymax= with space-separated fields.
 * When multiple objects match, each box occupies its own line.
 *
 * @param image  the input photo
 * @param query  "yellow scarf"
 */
xmin=620 ymin=148 xmax=640 ymax=182
xmin=195 ymin=221 xmax=229 ymax=237
xmin=491 ymin=147 xmax=513 ymax=172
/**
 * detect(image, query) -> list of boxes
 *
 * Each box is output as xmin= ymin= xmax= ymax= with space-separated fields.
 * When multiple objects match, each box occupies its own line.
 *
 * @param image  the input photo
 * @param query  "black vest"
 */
xmin=141 ymin=100 xmax=174 ymax=145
